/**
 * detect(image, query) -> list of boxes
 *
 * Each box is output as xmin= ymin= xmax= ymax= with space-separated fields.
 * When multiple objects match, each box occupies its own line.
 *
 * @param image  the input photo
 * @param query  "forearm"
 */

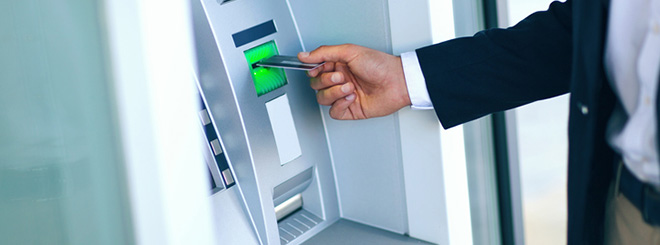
xmin=419 ymin=0 xmax=573 ymax=128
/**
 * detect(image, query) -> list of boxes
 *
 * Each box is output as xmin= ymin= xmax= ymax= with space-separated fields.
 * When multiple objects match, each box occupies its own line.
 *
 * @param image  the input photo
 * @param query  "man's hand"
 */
xmin=298 ymin=44 xmax=411 ymax=120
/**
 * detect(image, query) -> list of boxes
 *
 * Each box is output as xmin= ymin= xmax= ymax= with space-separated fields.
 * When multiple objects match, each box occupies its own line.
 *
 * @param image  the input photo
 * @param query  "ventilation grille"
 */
xmin=278 ymin=209 xmax=323 ymax=244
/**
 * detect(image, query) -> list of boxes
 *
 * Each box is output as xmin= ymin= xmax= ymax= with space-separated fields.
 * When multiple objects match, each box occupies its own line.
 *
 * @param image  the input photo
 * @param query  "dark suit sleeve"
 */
xmin=418 ymin=0 xmax=573 ymax=129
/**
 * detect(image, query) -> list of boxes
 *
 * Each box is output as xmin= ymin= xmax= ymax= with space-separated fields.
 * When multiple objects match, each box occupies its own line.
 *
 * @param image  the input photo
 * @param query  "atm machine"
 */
xmin=191 ymin=0 xmax=343 ymax=243
xmin=190 ymin=0 xmax=460 ymax=244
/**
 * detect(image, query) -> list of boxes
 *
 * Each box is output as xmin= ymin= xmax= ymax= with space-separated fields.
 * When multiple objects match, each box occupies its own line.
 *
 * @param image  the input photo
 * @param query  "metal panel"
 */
xmin=288 ymin=0 xmax=409 ymax=234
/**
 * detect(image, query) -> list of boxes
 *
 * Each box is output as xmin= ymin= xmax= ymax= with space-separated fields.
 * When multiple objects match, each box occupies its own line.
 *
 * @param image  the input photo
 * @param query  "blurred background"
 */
xmin=508 ymin=1 xmax=569 ymax=245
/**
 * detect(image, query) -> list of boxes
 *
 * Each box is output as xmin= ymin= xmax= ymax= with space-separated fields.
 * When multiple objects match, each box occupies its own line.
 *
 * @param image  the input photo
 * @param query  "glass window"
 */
xmin=505 ymin=1 xmax=569 ymax=244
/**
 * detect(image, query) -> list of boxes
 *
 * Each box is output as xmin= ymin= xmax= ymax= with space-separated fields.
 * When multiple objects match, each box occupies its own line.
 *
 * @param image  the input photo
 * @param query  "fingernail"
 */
xmin=341 ymin=83 xmax=351 ymax=93
xmin=299 ymin=52 xmax=310 ymax=57
xmin=331 ymin=73 xmax=342 ymax=83
xmin=346 ymin=94 xmax=356 ymax=101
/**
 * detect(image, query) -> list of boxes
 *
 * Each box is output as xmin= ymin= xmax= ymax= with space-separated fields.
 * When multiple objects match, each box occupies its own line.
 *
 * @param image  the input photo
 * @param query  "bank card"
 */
xmin=255 ymin=55 xmax=324 ymax=71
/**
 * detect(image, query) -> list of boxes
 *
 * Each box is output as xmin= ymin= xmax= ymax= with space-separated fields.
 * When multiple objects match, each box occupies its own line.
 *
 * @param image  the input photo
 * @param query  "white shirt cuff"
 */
xmin=401 ymin=51 xmax=433 ymax=109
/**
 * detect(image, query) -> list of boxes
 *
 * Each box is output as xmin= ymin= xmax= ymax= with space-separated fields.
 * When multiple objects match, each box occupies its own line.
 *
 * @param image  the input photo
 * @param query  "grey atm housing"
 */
xmin=191 ymin=0 xmax=432 ymax=244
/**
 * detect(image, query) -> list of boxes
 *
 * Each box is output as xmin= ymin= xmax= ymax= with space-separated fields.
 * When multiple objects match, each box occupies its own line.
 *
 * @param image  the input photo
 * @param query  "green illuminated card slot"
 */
xmin=244 ymin=41 xmax=287 ymax=96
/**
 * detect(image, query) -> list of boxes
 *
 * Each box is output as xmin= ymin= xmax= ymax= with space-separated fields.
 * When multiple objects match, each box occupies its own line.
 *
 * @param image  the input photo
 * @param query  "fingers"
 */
xmin=328 ymin=93 xmax=356 ymax=120
xmin=298 ymin=44 xmax=360 ymax=64
xmin=307 ymin=62 xmax=335 ymax=77
xmin=310 ymin=61 xmax=351 ymax=90
xmin=310 ymin=72 xmax=343 ymax=90
xmin=316 ymin=82 xmax=354 ymax=106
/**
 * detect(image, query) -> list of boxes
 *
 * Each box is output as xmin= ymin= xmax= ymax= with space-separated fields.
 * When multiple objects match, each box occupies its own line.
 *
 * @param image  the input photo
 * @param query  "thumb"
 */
xmin=298 ymin=44 xmax=359 ymax=64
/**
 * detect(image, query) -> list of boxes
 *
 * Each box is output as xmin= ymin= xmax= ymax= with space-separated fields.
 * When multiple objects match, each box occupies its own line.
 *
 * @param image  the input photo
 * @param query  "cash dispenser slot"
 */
xmin=272 ymin=168 xmax=323 ymax=244
xmin=273 ymin=168 xmax=313 ymax=207
xmin=275 ymin=193 xmax=302 ymax=221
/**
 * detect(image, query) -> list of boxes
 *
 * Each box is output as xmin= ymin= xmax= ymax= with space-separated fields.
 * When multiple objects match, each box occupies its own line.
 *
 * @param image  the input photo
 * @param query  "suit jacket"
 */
xmin=416 ymin=0 xmax=617 ymax=243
